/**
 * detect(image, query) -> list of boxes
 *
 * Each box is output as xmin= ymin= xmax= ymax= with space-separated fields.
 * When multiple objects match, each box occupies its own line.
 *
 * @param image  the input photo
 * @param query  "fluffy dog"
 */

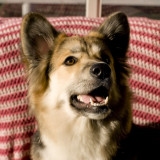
xmin=21 ymin=12 xmax=132 ymax=160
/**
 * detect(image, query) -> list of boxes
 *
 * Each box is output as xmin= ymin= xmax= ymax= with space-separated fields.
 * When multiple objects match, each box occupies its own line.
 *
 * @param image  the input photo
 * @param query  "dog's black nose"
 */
xmin=90 ymin=63 xmax=111 ymax=80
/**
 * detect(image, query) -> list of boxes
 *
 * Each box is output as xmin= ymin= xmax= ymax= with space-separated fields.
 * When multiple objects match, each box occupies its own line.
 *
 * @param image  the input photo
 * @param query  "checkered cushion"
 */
xmin=0 ymin=16 xmax=160 ymax=160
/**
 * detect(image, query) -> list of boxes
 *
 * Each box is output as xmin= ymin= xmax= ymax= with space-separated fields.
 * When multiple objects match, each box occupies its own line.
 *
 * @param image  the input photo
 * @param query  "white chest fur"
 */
xmin=39 ymin=117 xmax=118 ymax=160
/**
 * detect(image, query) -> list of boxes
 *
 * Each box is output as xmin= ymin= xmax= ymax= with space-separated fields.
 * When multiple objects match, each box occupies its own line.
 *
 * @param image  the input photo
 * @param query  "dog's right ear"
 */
xmin=21 ymin=13 xmax=59 ymax=68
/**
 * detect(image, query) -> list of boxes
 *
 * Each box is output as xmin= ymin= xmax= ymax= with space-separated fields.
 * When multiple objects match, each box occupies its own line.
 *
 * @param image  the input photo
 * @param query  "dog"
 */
xmin=21 ymin=12 xmax=132 ymax=160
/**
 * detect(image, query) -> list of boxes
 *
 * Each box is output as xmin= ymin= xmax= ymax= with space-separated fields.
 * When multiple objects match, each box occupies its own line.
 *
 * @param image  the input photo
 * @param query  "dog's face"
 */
xmin=21 ymin=12 xmax=130 ymax=121
xmin=47 ymin=35 xmax=115 ymax=120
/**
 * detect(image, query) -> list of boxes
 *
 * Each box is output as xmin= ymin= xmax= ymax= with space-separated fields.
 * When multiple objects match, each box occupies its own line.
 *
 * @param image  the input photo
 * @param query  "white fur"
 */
xmin=39 ymin=116 xmax=114 ymax=160
xmin=92 ymin=44 xmax=100 ymax=53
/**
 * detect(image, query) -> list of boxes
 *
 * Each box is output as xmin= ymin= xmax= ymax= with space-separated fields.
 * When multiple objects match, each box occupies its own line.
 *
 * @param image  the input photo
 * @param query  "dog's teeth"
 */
xmin=90 ymin=98 xmax=94 ymax=105
xmin=78 ymin=96 xmax=108 ymax=106
xmin=77 ymin=95 xmax=80 ymax=100
xmin=93 ymin=103 xmax=100 ymax=107
xmin=91 ymin=98 xmax=108 ymax=107
xmin=77 ymin=95 xmax=83 ymax=102
xmin=105 ymin=97 xmax=108 ymax=105
xmin=90 ymin=99 xmax=97 ymax=106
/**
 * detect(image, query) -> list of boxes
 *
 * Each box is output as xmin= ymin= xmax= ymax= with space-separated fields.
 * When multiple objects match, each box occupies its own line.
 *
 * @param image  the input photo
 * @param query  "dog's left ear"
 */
xmin=98 ymin=12 xmax=130 ymax=58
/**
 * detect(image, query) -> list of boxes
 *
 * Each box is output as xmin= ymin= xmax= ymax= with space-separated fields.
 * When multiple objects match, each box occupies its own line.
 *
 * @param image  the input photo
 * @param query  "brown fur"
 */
xmin=21 ymin=12 xmax=132 ymax=160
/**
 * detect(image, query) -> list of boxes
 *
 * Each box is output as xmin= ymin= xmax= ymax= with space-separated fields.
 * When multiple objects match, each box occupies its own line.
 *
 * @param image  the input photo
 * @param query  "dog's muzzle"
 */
xmin=70 ymin=63 xmax=111 ymax=119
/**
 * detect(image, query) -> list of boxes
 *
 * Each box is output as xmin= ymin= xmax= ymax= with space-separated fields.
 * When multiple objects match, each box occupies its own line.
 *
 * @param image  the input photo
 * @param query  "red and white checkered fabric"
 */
xmin=0 ymin=16 xmax=160 ymax=160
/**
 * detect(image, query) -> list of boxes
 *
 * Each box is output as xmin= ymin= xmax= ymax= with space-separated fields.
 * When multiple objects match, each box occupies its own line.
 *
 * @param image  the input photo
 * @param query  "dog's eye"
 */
xmin=64 ymin=56 xmax=78 ymax=66
xmin=105 ymin=58 xmax=110 ymax=64
xmin=101 ymin=54 xmax=110 ymax=64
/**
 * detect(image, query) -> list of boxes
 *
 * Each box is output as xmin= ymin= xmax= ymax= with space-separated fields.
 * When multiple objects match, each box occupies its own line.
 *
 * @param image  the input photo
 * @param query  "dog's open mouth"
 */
xmin=71 ymin=86 xmax=109 ymax=115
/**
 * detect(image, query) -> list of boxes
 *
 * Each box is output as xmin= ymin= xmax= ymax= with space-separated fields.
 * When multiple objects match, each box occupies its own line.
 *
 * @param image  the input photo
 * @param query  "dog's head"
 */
xmin=21 ymin=12 xmax=130 ymax=120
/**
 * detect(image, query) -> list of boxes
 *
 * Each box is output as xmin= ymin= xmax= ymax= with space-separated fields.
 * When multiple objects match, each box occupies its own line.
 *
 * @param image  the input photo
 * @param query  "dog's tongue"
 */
xmin=80 ymin=95 xmax=105 ymax=104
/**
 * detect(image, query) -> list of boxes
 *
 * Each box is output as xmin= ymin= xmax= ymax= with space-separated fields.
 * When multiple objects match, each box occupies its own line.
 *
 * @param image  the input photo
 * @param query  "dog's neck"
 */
xmin=34 ymin=117 xmax=120 ymax=160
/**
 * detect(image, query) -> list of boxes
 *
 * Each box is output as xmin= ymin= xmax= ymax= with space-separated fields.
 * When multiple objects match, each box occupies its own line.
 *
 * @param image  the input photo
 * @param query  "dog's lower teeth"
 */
xmin=90 ymin=97 xmax=108 ymax=106
xmin=93 ymin=103 xmax=103 ymax=107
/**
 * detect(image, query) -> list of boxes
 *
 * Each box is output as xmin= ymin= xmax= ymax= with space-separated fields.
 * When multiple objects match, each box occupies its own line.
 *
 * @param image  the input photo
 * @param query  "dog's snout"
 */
xmin=90 ymin=63 xmax=111 ymax=80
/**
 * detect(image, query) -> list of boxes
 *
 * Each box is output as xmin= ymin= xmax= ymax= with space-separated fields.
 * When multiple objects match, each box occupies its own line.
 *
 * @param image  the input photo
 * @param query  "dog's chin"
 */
xmin=70 ymin=86 xmax=111 ymax=120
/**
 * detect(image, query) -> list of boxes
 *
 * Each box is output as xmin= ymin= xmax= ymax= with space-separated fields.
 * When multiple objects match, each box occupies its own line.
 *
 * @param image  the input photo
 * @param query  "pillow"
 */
xmin=0 ymin=16 xmax=159 ymax=160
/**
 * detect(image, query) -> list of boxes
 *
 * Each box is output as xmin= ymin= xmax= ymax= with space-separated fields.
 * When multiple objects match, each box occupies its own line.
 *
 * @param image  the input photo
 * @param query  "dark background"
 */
xmin=0 ymin=3 xmax=160 ymax=19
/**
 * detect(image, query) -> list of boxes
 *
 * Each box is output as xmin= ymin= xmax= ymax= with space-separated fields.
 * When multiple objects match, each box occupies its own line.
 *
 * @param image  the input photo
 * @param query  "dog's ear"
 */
xmin=21 ymin=13 xmax=59 ymax=68
xmin=98 ymin=12 xmax=130 ymax=58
